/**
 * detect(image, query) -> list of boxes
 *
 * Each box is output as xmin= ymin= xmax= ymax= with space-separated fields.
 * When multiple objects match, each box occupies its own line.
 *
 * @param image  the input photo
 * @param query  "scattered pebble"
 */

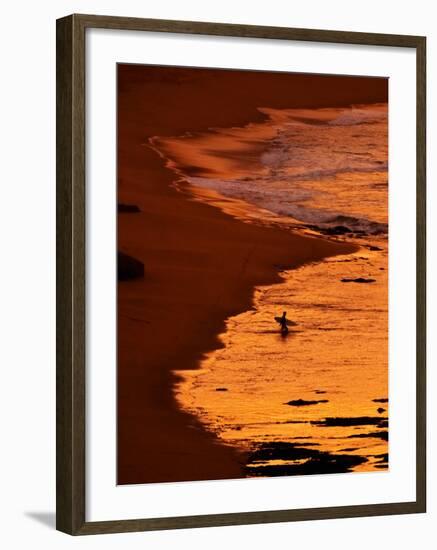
xmin=285 ymin=399 xmax=329 ymax=407
xmin=341 ymin=277 xmax=376 ymax=283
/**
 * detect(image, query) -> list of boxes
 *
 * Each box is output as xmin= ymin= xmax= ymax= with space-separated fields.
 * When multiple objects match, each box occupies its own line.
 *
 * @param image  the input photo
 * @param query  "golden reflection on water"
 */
xmin=159 ymin=104 xmax=389 ymax=476
xmin=175 ymin=242 xmax=388 ymax=473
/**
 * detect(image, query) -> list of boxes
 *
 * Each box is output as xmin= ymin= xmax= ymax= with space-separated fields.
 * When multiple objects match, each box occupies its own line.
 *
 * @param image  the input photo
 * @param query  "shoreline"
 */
xmin=117 ymin=143 xmax=358 ymax=486
xmin=116 ymin=66 xmax=377 ymax=485
xmin=174 ymin=241 xmax=388 ymax=475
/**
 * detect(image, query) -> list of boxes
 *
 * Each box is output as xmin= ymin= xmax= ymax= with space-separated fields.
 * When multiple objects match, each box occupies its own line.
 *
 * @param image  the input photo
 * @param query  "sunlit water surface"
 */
xmin=151 ymin=104 xmax=389 ymax=476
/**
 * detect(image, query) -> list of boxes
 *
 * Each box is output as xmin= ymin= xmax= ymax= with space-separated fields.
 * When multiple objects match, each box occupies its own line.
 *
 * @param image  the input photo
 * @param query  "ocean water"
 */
xmin=150 ymin=103 xmax=389 ymax=477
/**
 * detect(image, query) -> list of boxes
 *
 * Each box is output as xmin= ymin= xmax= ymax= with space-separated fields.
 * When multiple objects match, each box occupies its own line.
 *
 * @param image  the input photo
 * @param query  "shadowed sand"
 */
xmin=116 ymin=66 xmax=385 ymax=485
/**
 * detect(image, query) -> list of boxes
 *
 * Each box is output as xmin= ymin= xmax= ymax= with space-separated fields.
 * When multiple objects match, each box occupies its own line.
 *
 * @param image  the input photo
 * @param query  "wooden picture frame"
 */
xmin=56 ymin=13 xmax=426 ymax=535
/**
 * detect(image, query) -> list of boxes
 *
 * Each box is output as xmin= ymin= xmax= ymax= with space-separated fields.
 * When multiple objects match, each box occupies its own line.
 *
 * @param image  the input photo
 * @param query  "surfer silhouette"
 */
xmin=276 ymin=311 xmax=289 ymax=334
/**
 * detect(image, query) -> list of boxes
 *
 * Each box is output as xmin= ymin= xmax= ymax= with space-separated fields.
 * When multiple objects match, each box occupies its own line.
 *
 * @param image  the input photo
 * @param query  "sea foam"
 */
xmin=150 ymin=103 xmax=388 ymax=236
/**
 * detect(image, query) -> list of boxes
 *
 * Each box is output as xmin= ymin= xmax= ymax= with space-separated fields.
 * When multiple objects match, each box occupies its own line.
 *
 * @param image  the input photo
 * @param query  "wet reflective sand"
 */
xmin=174 ymin=244 xmax=388 ymax=475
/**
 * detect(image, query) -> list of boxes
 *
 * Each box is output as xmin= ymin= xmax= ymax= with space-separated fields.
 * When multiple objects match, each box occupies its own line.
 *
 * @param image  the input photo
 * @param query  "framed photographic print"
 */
xmin=56 ymin=14 xmax=426 ymax=535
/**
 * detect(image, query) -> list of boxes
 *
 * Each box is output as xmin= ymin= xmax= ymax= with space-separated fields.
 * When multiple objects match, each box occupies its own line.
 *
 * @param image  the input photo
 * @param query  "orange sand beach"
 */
xmin=117 ymin=65 xmax=387 ymax=485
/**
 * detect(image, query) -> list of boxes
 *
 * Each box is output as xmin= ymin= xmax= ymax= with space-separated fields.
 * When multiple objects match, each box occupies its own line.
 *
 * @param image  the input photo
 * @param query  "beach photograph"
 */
xmin=117 ymin=64 xmax=389 ymax=485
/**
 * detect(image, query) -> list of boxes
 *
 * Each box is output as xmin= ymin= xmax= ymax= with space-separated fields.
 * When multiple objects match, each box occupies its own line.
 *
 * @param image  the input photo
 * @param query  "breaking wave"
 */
xmin=150 ymin=103 xmax=388 ymax=237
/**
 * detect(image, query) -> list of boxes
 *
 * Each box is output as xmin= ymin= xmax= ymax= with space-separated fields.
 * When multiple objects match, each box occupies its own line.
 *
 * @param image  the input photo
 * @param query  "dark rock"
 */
xmin=368 ymin=245 xmax=383 ymax=251
xmin=245 ymin=441 xmax=367 ymax=477
xmin=374 ymin=453 xmax=389 ymax=463
xmin=118 ymin=251 xmax=144 ymax=281
xmin=118 ymin=203 xmax=141 ymax=213
xmin=285 ymin=399 xmax=329 ymax=407
xmin=305 ymin=224 xmax=321 ymax=232
xmin=314 ymin=389 xmax=327 ymax=394
xmin=372 ymin=398 xmax=389 ymax=403
xmin=377 ymin=407 xmax=386 ymax=414
xmin=324 ymin=225 xmax=352 ymax=235
xmin=347 ymin=431 xmax=389 ymax=441
xmin=248 ymin=442 xmax=323 ymax=462
xmin=312 ymin=416 xmax=387 ymax=427
xmin=215 ymin=387 xmax=228 ymax=392
xmin=341 ymin=277 xmax=376 ymax=283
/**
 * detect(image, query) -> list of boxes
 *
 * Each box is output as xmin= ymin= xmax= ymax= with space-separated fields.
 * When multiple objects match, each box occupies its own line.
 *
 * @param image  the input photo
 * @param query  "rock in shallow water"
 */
xmin=348 ymin=431 xmax=389 ymax=441
xmin=118 ymin=203 xmax=141 ymax=213
xmin=341 ymin=277 xmax=376 ymax=283
xmin=324 ymin=225 xmax=352 ymax=235
xmin=312 ymin=416 xmax=387 ymax=427
xmin=285 ymin=399 xmax=329 ymax=407
xmin=118 ymin=251 xmax=144 ymax=281
xmin=245 ymin=441 xmax=367 ymax=477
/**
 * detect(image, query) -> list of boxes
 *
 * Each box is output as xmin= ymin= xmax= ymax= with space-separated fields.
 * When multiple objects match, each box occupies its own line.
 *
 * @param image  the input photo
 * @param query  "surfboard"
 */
xmin=274 ymin=317 xmax=297 ymax=326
